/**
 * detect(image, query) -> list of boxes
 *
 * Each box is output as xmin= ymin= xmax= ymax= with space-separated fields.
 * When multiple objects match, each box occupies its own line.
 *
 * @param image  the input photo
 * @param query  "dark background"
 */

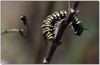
xmin=1 ymin=1 xmax=99 ymax=64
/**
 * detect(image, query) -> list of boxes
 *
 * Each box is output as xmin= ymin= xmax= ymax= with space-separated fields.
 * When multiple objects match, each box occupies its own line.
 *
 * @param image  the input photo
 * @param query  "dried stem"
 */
xmin=26 ymin=23 xmax=29 ymax=37
xmin=2 ymin=15 xmax=29 ymax=37
xmin=43 ymin=1 xmax=80 ymax=64
xmin=43 ymin=41 xmax=61 ymax=64
xmin=20 ymin=15 xmax=29 ymax=37
xmin=1 ymin=29 xmax=23 ymax=35
xmin=68 ymin=1 xmax=71 ymax=10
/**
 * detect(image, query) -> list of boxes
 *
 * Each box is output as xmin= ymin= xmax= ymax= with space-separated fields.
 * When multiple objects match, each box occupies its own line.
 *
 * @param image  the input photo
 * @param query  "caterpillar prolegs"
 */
xmin=41 ymin=10 xmax=84 ymax=41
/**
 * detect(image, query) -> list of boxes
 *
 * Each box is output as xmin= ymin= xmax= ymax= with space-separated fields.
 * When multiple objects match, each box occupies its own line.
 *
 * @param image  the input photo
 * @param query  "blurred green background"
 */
xmin=1 ymin=1 xmax=99 ymax=64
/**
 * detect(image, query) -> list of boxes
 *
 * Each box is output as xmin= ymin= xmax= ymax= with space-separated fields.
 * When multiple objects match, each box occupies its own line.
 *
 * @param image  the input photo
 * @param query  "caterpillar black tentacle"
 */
xmin=41 ymin=10 xmax=84 ymax=41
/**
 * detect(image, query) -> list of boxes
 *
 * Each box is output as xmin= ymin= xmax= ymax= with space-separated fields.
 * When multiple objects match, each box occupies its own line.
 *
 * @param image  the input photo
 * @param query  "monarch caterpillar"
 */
xmin=41 ymin=10 xmax=84 ymax=41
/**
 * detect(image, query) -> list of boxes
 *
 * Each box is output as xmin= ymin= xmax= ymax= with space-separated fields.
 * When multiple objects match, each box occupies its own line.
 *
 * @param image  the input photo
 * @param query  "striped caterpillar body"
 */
xmin=41 ymin=10 xmax=83 ymax=41
xmin=41 ymin=10 xmax=67 ymax=41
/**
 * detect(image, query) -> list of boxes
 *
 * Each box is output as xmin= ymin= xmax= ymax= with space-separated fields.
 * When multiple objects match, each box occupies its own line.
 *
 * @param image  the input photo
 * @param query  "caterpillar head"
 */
xmin=72 ymin=21 xmax=84 ymax=35
xmin=69 ymin=17 xmax=87 ymax=36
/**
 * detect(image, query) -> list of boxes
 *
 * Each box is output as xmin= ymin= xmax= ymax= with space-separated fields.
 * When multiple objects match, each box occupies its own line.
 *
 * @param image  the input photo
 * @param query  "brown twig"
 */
xmin=43 ymin=1 xmax=80 ymax=64
xmin=43 ymin=41 xmax=61 ymax=64
xmin=1 ymin=29 xmax=24 ymax=35
xmin=2 ymin=15 xmax=29 ymax=37
xmin=20 ymin=15 xmax=29 ymax=37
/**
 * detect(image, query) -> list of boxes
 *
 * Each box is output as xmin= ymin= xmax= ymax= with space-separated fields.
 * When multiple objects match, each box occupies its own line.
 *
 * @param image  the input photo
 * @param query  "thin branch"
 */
xmin=1 ymin=29 xmax=24 ymax=35
xmin=68 ymin=1 xmax=71 ymax=10
xmin=43 ymin=41 xmax=61 ymax=64
xmin=26 ymin=23 xmax=29 ymax=37
xmin=43 ymin=1 xmax=80 ymax=64
xmin=20 ymin=15 xmax=29 ymax=37
xmin=2 ymin=15 xmax=29 ymax=37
